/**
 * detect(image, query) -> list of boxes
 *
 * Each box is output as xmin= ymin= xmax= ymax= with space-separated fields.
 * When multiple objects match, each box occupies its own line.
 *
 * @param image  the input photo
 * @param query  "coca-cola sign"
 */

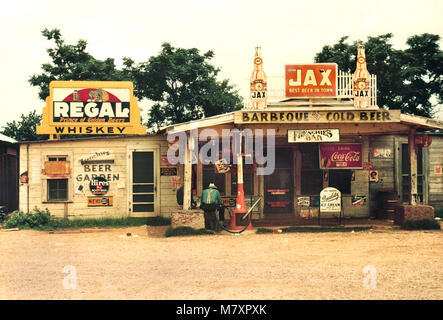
xmin=319 ymin=143 xmax=362 ymax=169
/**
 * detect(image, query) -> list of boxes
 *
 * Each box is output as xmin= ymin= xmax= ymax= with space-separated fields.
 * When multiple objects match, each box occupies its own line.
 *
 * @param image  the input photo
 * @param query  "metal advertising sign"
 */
xmin=320 ymin=187 xmax=341 ymax=213
xmin=36 ymin=81 xmax=146 ymax=135
xmin=160 ymin=167 xmax=178 ymax=176
xmin=89 ymin=176 xmax=110 ymax=195
xmin=88 ymin=196 xmax=113 ymax=207
xmin=285 ymin=63 xmax=337 ymax=98
xmin=215 ymin=158 xmax=231 ymax=173
xmin=288 ymin=129 xmax=340 ymax=143
xmin=319 ymin=143 xmax=362 ymax=169
xmin=351 ymin=195 xmax=367 ymax=206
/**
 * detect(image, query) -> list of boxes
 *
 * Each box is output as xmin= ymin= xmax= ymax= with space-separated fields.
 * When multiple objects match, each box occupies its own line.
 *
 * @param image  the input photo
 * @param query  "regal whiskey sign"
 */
xmin=37 ymin=81 xmax=146 ymax=135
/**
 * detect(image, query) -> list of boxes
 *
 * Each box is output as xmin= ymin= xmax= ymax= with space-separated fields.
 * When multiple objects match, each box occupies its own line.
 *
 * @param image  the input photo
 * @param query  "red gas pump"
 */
xmin=230 ymin=145 xmax=253 ymax=231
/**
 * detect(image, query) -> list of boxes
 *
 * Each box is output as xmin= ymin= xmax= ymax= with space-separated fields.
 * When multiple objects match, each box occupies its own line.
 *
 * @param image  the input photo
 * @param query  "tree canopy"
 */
xmin=315 ymin=33 xmax=443 ymax=117
xmin=0 ymin=110 xmax=47 ymax=142
xmin=29 ymin=28 xmax=129 ymax=101
xmin=28 ymin=28 xmax=243 ymax=134
xmin=122 ymin=43 xmax=243 ymax=131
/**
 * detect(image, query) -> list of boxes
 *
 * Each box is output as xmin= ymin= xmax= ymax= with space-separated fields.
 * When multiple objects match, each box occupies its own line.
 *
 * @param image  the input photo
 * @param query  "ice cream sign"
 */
xmin=285 ymin=63 xmax=337 ymax=98
xmin=320 ymin=187 xmax=341 ymax=213
xmin=37 ymin=81 xmax=146 ymax=135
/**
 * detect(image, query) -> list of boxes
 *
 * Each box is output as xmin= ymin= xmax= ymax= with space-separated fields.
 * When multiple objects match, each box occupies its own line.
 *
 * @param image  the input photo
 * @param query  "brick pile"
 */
xmin=171 ymin=209 xmax=205 ymax=229
xmin=394 ymin=205 xmax=434 ymax=225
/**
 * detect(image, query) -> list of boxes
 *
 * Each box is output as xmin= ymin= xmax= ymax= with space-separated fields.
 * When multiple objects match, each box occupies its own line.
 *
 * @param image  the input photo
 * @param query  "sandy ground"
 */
xmin=0 ymin=225 xmax=442 ymax=300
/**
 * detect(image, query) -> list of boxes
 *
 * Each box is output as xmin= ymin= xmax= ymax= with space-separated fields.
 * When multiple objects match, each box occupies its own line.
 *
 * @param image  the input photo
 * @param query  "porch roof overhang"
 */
xmin=399 ymin=113 xmax=443 ymax=131
xmin=160 ymin=112 xmax=236 ymax=134
xmin=161 ymin=107 xmax=443 ymax=135
xmin=0 ymin=133 xmax=17 ymax=144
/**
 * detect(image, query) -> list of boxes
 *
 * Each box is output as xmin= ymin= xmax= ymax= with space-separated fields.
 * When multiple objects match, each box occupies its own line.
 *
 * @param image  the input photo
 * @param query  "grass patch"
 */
xmin=280 ymin=226 xmax=372 ymax=233
xmin=3 ymin=208 xmax=170 ymax=231
xmin=256 ymin=228 xmax=274 ymax=234
xmin=165 ymin=226 xmax=214 ymax=237
xmin=401 ymin=219 xmax=441 ymax=230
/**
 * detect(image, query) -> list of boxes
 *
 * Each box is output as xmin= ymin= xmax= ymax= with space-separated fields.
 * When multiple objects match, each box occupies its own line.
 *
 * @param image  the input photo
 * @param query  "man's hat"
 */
xmin=208 ymin=183 xmax=217 ymax=189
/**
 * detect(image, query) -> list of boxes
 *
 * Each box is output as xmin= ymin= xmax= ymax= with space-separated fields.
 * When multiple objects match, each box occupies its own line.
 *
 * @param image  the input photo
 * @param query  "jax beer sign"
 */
xmin=37 ymin=81 xmax=146 ymax=135
xmin=285 ymin=63 xmax=337 ymax=98
xmin=319 ymin=143 xmax=362 ymax=169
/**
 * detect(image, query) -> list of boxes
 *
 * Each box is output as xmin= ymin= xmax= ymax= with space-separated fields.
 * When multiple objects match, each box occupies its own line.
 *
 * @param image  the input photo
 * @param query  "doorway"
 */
xmin=264 ymin=149 xmax=293 ymax=215
xmin=131 ymin=151 xmax=157 ymax=215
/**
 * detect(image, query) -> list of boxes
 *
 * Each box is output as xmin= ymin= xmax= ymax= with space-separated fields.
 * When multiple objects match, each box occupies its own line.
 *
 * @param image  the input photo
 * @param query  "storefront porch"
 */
xmin=162 ymin=105 xmax=443 ymax=228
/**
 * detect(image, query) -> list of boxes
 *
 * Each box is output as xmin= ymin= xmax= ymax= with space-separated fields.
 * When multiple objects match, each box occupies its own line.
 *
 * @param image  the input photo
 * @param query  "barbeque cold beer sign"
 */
xmin=37 ymin=81 xmax=146 ymax=135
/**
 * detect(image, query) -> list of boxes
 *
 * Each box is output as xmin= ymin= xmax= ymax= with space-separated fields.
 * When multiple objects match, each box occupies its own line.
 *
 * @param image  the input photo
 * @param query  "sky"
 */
xmin=0 ymin=0 xmax=442 ymax=128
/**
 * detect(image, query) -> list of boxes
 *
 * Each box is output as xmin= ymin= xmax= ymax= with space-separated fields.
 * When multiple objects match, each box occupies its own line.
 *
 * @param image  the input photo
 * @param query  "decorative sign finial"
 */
xmin=353 ymin=45 xmax=371 ymax=107
xmin=250 ymin=46 xmax=267 ymax=109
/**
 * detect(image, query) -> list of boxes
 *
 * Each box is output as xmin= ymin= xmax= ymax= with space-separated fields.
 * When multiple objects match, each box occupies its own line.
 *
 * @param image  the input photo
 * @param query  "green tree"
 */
xmin=29 ymin=30 xmax=243 ymax=133
xmin=0 ymin=110 xmax=48 ymax=141
xmin=29 ymin=28 xmax=130 ymax=101
xmin=315 ymin=33 xmax=443 ymax=117
xmin=123 ymin=43 xmax=243 ymax=131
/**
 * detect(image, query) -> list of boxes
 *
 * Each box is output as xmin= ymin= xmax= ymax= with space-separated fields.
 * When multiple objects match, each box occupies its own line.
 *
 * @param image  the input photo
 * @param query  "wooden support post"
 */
xmin=183 ymin=133 xmax=193 ymax=210
xmin=408 ymin=127 xmax=418 ymax=205
xmin=258 ymin=165 xmax=264 ymax=219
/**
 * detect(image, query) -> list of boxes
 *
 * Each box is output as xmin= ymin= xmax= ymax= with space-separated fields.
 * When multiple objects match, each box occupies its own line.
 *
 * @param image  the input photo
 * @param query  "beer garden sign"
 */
xmin=37 ymin=81 xmax=146 ymax=136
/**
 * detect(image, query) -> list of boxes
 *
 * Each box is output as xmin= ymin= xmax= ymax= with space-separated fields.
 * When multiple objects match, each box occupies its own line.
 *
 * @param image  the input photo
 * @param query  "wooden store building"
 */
xmin=17 ymin=50 xmax=443 ymax=224
xmin=19 ymin=81 xmax=179 ymax=218
xmin=0 ymin=133 xmax=19 ymax=213
xmin=163 ymin=48 xmax=443 ymax=225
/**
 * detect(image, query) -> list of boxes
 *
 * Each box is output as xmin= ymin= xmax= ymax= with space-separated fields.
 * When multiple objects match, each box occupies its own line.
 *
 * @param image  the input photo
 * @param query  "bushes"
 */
xmin=401 ymin=219 xmax=441 ymax=230
xmin=3 ymin=207 xmax=171 ymax=230
xmin=5 ymin=208 xmax=51 ymax=229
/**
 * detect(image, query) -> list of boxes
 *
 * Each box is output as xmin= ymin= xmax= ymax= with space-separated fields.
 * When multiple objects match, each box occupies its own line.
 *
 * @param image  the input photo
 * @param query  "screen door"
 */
xmin=132 ymin=151 xmax=156 ymax=214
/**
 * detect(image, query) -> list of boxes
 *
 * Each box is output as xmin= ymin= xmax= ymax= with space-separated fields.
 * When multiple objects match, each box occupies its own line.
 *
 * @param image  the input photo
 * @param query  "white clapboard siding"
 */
xmin=19 ymin=136 xmax=178 ymax=219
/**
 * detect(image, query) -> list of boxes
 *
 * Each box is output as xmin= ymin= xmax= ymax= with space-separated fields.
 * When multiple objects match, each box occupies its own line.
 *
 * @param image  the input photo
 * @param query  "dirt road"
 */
xmin=0 ymin=226 xmax=442 ymax=300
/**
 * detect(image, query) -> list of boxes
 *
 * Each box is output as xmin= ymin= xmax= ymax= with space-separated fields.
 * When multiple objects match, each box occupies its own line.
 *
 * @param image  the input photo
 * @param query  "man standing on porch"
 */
xmin=200 ymin=183 xmax=222 ymax=231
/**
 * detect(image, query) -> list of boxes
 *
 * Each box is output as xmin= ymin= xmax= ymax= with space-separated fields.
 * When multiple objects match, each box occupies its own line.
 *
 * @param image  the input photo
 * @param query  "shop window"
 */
xmin=48 ymin=156 xmax=67 ymax=162
xmin=47 ymin=179 xmax=68 ymax=201
xmin=300 ymin=144 xmax=323 ymax=195
xmin=301 ymin=170 xmax=323 ymax=195
xmin=328 ymin=170 xmax=352 ymax=194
